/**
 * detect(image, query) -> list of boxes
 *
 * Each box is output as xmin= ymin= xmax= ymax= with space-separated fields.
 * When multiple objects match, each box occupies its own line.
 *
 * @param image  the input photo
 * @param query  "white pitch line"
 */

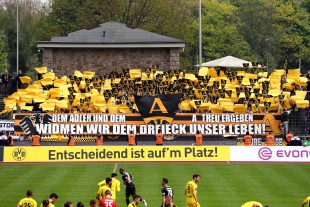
xmin=113 ymin=163 xmax=118 ymax=173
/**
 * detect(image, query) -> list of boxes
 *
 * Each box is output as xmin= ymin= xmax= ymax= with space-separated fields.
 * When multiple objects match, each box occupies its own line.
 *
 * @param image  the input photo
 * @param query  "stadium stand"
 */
xmin=1 ymin=66 xmax=309 ymax=114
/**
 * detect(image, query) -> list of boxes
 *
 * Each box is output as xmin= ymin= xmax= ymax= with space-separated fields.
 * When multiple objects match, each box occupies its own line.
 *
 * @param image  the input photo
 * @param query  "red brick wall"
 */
xmin=43 ymin=47 xmax=181 ymax=76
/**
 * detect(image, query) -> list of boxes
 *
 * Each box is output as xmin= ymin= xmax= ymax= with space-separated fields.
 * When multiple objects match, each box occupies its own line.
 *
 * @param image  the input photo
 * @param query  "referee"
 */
xmin=119 ymin=168 xmax=147 ymax=206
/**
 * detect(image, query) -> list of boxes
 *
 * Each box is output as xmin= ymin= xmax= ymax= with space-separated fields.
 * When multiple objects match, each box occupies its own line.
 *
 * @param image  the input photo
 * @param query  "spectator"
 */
xmin=266 ymin=131 xmax=275 ymax=146
xmin=10 ymin=70 xmax=23 ymax=94
xmin=67 ymin=132 xmax=75 ymax=146
xmin=95 ymin=133 xmax=104 ymax=146
xmin=243 ymin=132 xmax=252 ymax=146
xmin=304 ymin=131 xmax=310 ymax=146
xmin=155 ymin=130 xmax=163 ymax=146
xmin=6 ymin=131 xmax=13 ymax=146
xmin=289 ymin=136 xmax=302 ymax=146
xmin=281 ymin=109 xmax=291 ymax=134
xmin=1 ymin=69 xmax=12 ymax=95
xmin=285 ymin=132 xmax=293 ymax=145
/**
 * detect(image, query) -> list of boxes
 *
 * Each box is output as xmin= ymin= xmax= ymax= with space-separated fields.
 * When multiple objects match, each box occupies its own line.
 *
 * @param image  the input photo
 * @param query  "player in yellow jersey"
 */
xmin=128 ymin=195 xmax=141 ymax=207
xmin=302 ymin=196 xmax=310 ymax=207
xmin=185 ymin=174 xmax=201 ymax=207
xmin=17 ymin=190 xmax=37 ymax=207
xmin=96 ymin=178 xmax=112 ymax=201
xmin=40 ymin=193 xmax=58 ymax=207
xmin=241 ymin=201 xmax=267 ymax=207
xmin=98 ymin=173 xmax=121 ymax=200
xmin=42 ymin=200 xmax=49 ymax=207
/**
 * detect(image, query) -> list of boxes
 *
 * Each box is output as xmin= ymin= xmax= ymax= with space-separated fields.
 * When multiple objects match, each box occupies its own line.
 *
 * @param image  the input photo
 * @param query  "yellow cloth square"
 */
xmin=19 ymin=76 xmax=31 ymax=84
xmin=35 ymin=67 xmax=47 ymax=74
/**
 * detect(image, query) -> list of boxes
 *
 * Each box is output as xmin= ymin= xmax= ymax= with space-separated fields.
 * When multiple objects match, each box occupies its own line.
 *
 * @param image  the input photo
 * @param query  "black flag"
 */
xmin=134 ymin=93 xmax=183 ymax=124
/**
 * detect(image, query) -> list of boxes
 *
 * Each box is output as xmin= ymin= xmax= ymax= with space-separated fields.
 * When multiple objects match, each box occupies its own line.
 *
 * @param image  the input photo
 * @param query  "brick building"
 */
xmin=37 ymin=21 xmax=185 ymax=76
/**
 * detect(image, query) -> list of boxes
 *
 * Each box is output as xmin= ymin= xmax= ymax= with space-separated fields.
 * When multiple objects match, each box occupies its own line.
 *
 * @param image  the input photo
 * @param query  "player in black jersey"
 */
xmin=119 ymin=167 xmax=147 ymax=206
xmin=161 ymin=178 xmax=174 ymax=207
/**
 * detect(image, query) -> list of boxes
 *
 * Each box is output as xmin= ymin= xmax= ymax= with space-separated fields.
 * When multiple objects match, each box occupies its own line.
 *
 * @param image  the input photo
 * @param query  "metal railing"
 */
xmin=288 ymin=109 xmax=310 ymax=136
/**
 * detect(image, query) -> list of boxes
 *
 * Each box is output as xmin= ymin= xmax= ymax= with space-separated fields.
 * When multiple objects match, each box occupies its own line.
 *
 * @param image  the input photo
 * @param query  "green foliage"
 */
xmin=232 ymin=0 xmax=310 ymax=71
xmin=25 ymin=69 xmax=36 ymax=81
xmin=0 ymin=30 xmax=8 ymax=72
xmin=0 ymin=0 xmax=43 ymax=72
xmin=182 ymin=0 xmax=253 ymax=69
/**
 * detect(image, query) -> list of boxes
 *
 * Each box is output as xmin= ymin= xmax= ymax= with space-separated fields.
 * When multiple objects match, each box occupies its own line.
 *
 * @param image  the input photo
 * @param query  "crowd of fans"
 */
xmin=1 ymin=67 xmax=309 ymax=115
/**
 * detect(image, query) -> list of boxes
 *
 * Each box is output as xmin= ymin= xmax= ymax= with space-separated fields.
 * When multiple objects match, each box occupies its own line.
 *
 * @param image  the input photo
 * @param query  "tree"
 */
xmin=0 ymin=30 xmax=8 ymax=72
xmin=0 ymin=0 xmax=45 ymax=72
xmin=232 ymin=0 xmax=310 ymax=71
xmin=183 ymin=0 xmax=253 ymax=69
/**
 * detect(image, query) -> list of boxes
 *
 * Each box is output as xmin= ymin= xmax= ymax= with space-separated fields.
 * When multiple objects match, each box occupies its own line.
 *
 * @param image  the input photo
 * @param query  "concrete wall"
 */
xmin=43 ymin=47 xmax=181 ymax=76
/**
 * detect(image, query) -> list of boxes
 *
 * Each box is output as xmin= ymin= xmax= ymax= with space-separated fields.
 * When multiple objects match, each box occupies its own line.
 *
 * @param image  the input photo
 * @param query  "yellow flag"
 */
xmin=8 ymin=92 xmax=20 ymax=100
xmin=295 ymin=77 xmax=308 ymax=87
xmin=210 ymin=104 xmax=223 ymax=113
xmin=3 ymin=98 xmax=16 ymax=106
xmin=108 ymin=106 xmax=119 ymax=113
xmin=54 ymin=79 xmax=66 ymax=87
xmin=34 ymin=67 xmax=47 ymax=74
xmin=41 ymin=78 xmax=53 ymax=86
xmin=179 ymin=100 xmax=191 ymax=111
xmin=119 ymin=104 xmax=132 ymax=113
xmin=84 ymin=71 xmax=95 ymax=79
xmin=296 ymin=100 xmax=309 ymax=109
xmin=20 ymin=95 xmax=33 ymax=104
xmin=20 ymin=105 xmax=34 ymax=111
xmin=19 ymin=76 xmax=31 ymax=84
xmin=222 ymin=104 xmax=234 ymax=112
xmin=40 ymin=102 xmax=55 ymax=111
xmin=129 ymin=69 xmax=142 ymax=79
xmin=74 ymin=70 xmax=84 ymax=78
xmin=42 ymin=72 xmax=56 ymax=80
xmin=33 ymin=96 xmax=46 ymax=103
xmin=234 ymin=104 xmax=246 ymax=114
xmin=56 ymin=100 xmax=69 ymax=109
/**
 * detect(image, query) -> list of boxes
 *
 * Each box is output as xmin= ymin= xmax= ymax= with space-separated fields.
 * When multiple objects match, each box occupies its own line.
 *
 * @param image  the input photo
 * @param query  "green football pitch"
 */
xmin=0 ymin=163 xmax=309 ymax=207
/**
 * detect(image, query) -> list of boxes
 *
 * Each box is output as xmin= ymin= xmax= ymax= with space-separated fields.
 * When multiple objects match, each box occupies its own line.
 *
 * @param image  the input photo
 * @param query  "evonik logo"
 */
xmin=258 ymin=147 xmax=272 ymax=160
xmin=258 ymin=147 xmax=310 ymax=161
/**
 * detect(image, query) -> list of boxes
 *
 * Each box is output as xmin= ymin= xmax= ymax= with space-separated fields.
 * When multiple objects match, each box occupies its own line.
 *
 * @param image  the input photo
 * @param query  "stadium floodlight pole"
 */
xmin=198 ymin=0 xmax=202 ymax=70
xmin=16 ymin=0 xmax=19 ymax=90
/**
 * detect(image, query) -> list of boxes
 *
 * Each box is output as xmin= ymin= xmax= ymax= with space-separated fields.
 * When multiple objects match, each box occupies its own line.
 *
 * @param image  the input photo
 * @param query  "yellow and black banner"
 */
xmin=3 ymin=146 xmax=230 ymax=162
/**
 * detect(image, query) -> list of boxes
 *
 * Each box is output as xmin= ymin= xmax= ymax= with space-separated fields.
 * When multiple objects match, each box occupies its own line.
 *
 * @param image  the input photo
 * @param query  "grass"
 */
xmin=0 ymin=163 xmax=309 ymax=207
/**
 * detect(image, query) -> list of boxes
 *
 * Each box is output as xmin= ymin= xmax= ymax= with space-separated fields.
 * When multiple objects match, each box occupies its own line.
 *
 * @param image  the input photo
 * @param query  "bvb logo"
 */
xmin=12 ymin=148 xmax=27 ymax=161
